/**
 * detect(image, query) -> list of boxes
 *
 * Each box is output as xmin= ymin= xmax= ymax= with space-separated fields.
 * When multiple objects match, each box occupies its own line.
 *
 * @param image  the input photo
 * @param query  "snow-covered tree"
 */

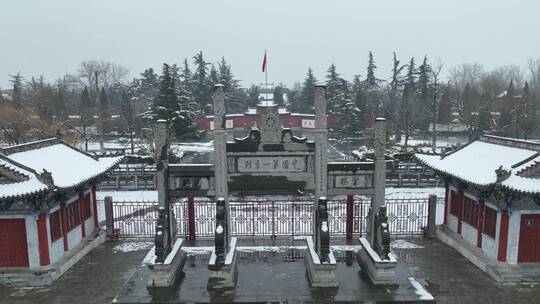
xmin=192 ymin=51 xmax=211 ymax=114
xmin=143 ymin=63 xmax=200 ymax=140
xmin=290 ymin=68 xmax=317 ymax=113
xmin=325 ymin=64 xmax=350 ymax=115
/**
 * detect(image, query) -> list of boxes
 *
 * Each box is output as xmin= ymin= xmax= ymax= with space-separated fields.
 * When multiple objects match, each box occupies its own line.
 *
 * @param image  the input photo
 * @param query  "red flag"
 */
xmin=262 ymin=51 xmax=267 ymax=72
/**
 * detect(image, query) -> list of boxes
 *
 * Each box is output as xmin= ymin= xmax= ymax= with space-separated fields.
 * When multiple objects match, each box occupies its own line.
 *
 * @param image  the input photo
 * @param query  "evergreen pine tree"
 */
xmin=151 ymin=63 xmax=177 ymax=121
xmin=180 ymin=58 xmax=193 ymax=89
xmin=208 ymin=64 xmax=219 ymax=86
xmin=416 ymin=55 xmax=433 ymax=129
xmin=347 ymin=75 xmax=366 ymax=134
xmin=325 ymin=64 xmax=347 ymax=114
xmin=364 ymin=51 xmax=380 ymax=90
xmin=401 ymin=57 xmax=417 ymax=148
xmin=173 ymin=80 xmax=200 ymax=140
xmin=145 ymin=63 xmax=200 ymax=140
xmin=120 ymin=90 xmax=136 ymax=153
xmin=247 ymin=85 xmax=260 ymax=108
xmin=273 ymin=86 xmax=285 ymax=107
xmin=286 ymin=89 xmax=300 ymax=112
xmin=218 ymin=57 xmax=245 ymax=113
xmin=293 ymin=68 xmax=317 ymax=113
xmin=478 ymin=92 xmax=492 ymax=134
xmin=518 ymin=82 xmax=536 ymax=139
xmin=387 ymin=52 xmax=405 ymax=138
xmin=437 ymin=84 xmax=452 ymax=124
xmin=99 ymin=87 xmax=110 ymax=119
xmin=9 ymin=73 xmax=24 ymax=107
xmin=138 ymin=68 xmax=159 ymax=109
xmin=79 ymin=87 xmax=93 ymax=150
xmin=55 ymin=88 xmax=67 ymax=121
xmin=499 ymin=80 xmax=515 ymax=130
xmin=192 ymin=51 xmax=211 ymax=114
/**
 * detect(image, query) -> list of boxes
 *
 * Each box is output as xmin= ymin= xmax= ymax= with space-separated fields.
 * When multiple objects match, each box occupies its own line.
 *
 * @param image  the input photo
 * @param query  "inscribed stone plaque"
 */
xmin=333 ymin=174 xmax=373 ymax=188
xmin=236 ymin=156 xmax=306 ymax=173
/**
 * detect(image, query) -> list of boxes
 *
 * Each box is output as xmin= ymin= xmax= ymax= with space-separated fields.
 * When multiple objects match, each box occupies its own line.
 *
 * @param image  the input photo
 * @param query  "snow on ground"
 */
xmin=408 ymin=277 xmax=434 ymax=300
xmin=112 ymin=242 xmax=153 ymax=253
xmin=96 ymin=190 xmax=158 ymax=202
xmin=397 ymin=136 xmax=467 ymax=148
xmin=117 ymin=242 xmax=421 ymax=256
xmin=385 ymin=187 xmax=444 ymax=199
xmin=385 ymin=187 xmax=445 ymax=225
xmin=170 ymin=141 xmax=214 ymax=153
xmin=391 ymin=239 xmax=424 ymax=249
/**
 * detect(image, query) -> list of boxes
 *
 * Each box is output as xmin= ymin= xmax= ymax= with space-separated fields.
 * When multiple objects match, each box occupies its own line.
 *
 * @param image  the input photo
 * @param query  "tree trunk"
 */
xmin=130 ymin=128 xmax=134 ymax=154
xmin=83 ymin=124 xmax=88 ymax=151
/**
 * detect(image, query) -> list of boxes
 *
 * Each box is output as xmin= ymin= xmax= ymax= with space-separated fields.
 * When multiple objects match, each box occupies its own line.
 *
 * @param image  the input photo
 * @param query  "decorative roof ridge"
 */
xmin=438 ymin=140 xmax=476 ymax=159
xmin=515 ymin=159 xmax=540 ymax=178
xmin=511 ymin=152 xmax=540 ymax=169
xmin=480 ymin=135 xmax=540 ymax=152
xmin=0 ymin=162 xmax=29 ymax=182
xmin=0 ymin=153 xmax=41 ymax=178
xmin=58 ymin=140 xmax=99 ymax=160
xmin=1 ymin=138 xmax=61 ymax=155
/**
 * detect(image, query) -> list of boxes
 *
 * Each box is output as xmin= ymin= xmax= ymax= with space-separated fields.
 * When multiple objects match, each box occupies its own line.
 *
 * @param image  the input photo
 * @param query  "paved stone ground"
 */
xmin=0 ymin=242 xmax=147 ymax=304
xmin=0 ymin=238 xmax=539 ymax=303
xmin=395 ymin=238 xmax=540 ymax=304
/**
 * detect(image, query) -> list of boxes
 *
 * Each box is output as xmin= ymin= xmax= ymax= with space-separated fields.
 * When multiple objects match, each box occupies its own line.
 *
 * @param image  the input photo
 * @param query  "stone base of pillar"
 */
xmin=145 ymin=239 xmax=186 ymax=289
xmin=357 ymin=237 xmax=398 ymax=285
xmin=207 ymin=237 xmax=238 ymax=289
xmin=304 ymin=237 xmax=337 ymax=288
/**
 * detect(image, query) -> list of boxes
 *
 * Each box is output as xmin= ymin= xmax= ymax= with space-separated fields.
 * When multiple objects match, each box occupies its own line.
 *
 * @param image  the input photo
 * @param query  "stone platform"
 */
xmin=114 ymin=247 xmax=434 ymax=303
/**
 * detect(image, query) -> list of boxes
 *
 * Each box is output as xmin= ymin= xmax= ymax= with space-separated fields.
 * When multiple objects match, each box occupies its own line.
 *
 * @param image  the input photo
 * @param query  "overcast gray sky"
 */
xmin=1 ymin=0 xmax=539 ymax=88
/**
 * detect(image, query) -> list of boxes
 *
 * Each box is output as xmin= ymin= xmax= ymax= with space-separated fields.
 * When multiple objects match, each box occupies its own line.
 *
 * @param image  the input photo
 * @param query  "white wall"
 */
xmin=461 ymin=222 xmax=477 ymax=246
xmin=49 ymin=239 xmax=64 ymax=264
xmin=67 ymin=226 xmax=82 ymax=250
xmin=84 ymin=218 xmax=94 ymax=237
xmin=482 ymin=236 xmax=498 ymax=259
xmin=448 ymin=214 xmax=458 ymax=233
xmin=506 ymin=211 xmax=521 ymax=264
xmin=24 ymin=214 xmax=40 ymax=268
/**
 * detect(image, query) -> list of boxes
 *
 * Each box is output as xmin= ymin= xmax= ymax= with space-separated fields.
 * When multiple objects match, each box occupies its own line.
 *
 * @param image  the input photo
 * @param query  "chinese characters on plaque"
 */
xmin=230 ymin=156 xmax=307 ymax=173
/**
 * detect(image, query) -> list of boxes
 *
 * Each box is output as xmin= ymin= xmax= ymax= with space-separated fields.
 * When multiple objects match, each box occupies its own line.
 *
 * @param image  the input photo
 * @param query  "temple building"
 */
xmin=0 ymin=138 xmax=122 ymax=285
xmin=197 ymin=90 xmax=343 ymax=138
xmin=416 ymin=135 xmax=540 ymax=280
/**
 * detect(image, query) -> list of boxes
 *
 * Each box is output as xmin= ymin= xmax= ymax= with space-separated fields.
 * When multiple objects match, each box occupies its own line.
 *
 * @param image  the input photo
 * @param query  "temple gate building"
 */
xmin=417 ymin=135 xmax=540 ymax=280
xmin=0 ymin=138 xmax=122 ymax=285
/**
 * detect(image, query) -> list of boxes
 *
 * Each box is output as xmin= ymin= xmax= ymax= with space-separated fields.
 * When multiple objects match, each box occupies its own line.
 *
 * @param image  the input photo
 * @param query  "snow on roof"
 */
xmin=290 ymin=113 xmax=314 ymax=117
xmin=8 ymin=143 xmax=123 ymax=190
xmin=416 ymin=140 xmax=540 ymax=193
xmin=0 ymin=156 xmax=48 ymax=199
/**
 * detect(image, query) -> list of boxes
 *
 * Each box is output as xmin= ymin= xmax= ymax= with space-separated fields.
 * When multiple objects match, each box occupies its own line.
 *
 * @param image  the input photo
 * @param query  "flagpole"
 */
xmin=265 ymin=49 xmax=268 ymax=102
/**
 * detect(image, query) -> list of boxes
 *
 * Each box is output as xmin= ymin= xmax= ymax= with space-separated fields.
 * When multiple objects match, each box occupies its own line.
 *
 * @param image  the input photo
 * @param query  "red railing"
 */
xmin=107 ymin=196 xmax=429 ymax=239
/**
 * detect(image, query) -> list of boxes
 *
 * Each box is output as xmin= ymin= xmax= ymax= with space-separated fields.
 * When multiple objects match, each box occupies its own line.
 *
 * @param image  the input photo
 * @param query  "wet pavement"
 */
xmin=115 ymin=248 xmax=431 ymax=303
xmin=0 ymin=238 xmax=539 ymax=303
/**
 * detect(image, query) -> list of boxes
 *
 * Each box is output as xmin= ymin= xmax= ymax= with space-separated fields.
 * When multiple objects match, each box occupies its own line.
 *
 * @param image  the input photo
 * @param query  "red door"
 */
xmin=518 ymin=214 xmax=540 ymax=262
xmin=0 ymin=219 xmax=29 ymax=267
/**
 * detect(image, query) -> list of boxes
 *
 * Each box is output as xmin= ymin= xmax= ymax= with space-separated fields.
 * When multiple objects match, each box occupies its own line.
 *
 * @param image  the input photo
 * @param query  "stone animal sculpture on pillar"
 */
xmin=214 ymin=197 xmax=229 ymax=263
xmin=154 ymin=207 xmax=170 ymax=263
xmin=373 ymin=206 xmax=391 ymax=260
xmin=315 ymin=197 xmax=330 ymax=263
